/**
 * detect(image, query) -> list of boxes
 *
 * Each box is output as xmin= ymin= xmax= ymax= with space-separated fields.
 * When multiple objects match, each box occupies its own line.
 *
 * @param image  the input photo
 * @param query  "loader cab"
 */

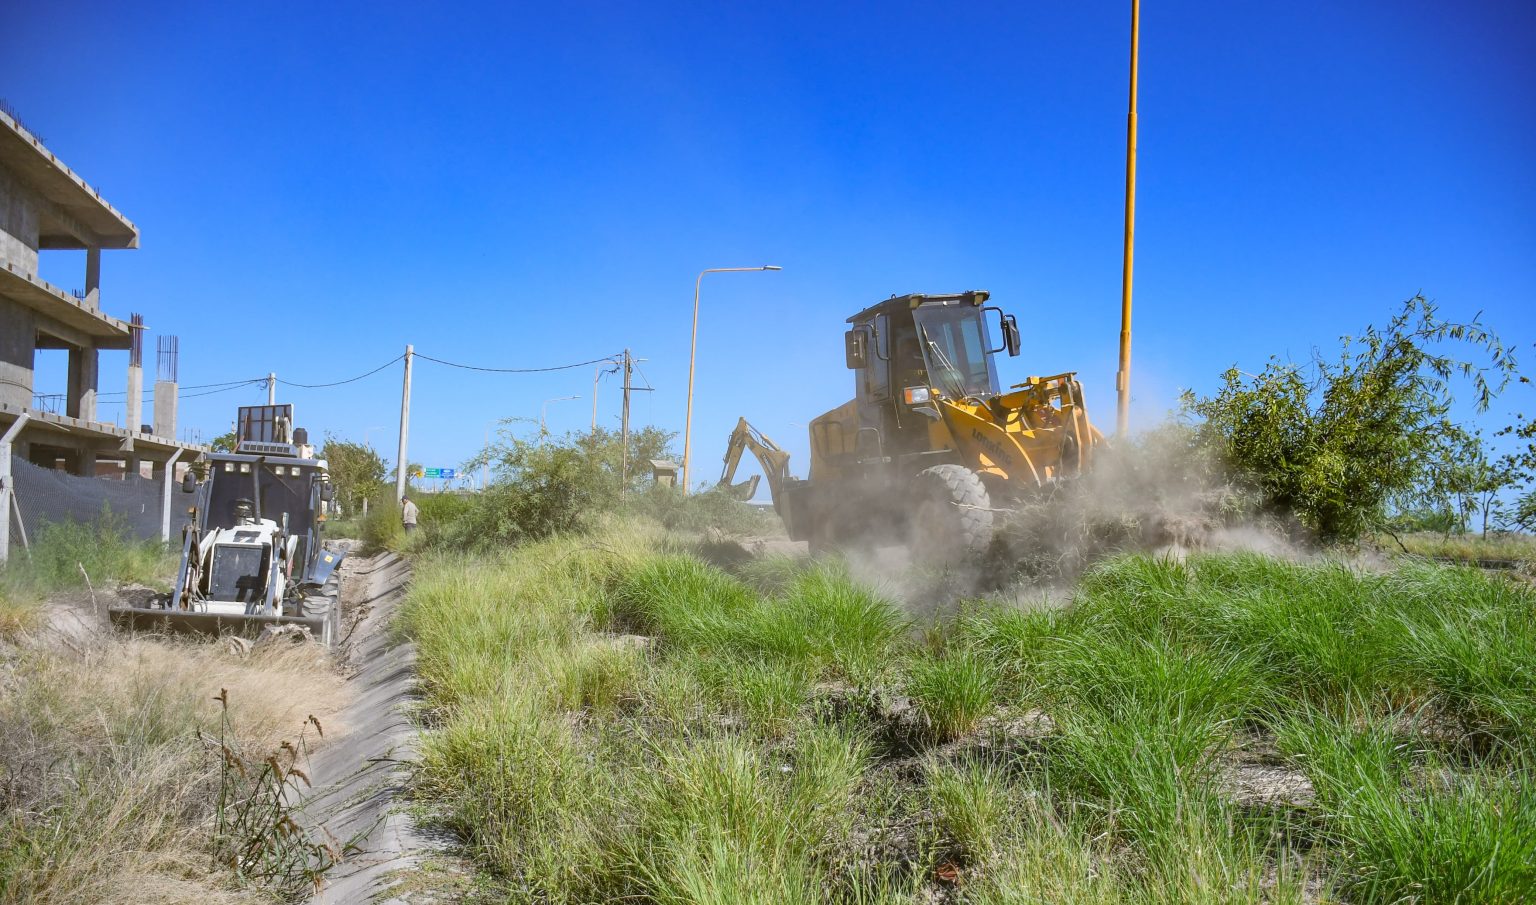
xmin=200 ymin=454 xmax=330 ymax=576
xmin=842 ymin=291 xmax=1019 ymax=460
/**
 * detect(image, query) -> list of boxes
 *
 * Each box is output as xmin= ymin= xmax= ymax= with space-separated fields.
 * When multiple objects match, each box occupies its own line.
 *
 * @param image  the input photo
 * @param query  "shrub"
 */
xmin=359 ymin=493 xmax=404 ymax=552
xmin=431 ymin=426 xmax=680 ymax=552
xmin=1184 ymin=296 xmax=1516 ymax=542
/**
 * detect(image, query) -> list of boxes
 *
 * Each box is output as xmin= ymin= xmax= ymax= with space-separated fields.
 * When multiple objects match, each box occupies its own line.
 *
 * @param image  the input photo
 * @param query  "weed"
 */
xmin=926 ymin=759 xmax=1015 ymax=863
xmin=0 ymin=639 xmax=345 ymax=904
xmin=908 ymin=651 xmax=997 ymax=742
xmin=0 ymin=513 xmax=175 ymax=631
xmin=1281 ymin=706 xmax=1536 ymax=903
xmin=400 ymin=523 xmax=1536 ymax=904
xmin=209 ymin=691 xmax=351 ymax=896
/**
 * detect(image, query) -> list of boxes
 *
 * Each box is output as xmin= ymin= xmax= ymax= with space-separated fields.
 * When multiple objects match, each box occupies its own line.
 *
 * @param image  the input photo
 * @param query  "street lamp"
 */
xmin=682 ymin=265 xmax=782 ymax=494
xmin=541 ymin=395 xmax=580 ymax=434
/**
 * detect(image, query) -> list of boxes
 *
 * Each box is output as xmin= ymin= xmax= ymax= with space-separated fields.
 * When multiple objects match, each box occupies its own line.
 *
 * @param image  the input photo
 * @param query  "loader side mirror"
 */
xmin=844 ymin=329 xmax=868 ymax=369
xmin=181 ymin=473 xmax=197 ymax=493
xmin=984 ymin=306 xmax=1023 ymax=357
xmin=320 ymin=484 xmax=334 ymax=502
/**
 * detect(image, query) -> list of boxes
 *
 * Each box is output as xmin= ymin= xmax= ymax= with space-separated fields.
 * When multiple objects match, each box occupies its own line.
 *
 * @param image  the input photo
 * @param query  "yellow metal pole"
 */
xmin=1116 ymin=0 xmax=1141 ymax=437
xmin=682 ymin=265 xmax=781 ymax=495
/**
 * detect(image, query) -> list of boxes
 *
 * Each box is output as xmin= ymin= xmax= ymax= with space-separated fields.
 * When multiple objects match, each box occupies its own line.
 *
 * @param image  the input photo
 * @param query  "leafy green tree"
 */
xmin=1452 ymin=434 xmax=1523 ymax=535
xmin=1512 ymin=490 xmax=1536 ymax=533
xmin=209 ymin=429 xmax=238 ymax=452
xmin=1495 ymin=372 xmax=1536 ymax=531
xmin=318 ymin=435 xmax=389 ymax=514
xmin=1184 ymin=296 xmax=1516 ymax=542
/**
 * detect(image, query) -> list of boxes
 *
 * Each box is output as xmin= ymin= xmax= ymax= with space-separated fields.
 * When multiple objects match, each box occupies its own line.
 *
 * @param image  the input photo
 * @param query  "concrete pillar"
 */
xmin=125 ymin=364 xmax=143 ymax=433
xmin=0 ymin=298 xmax=36 ymax=409
xmin=153 ymin=379 xmax=177 ymax=439
xmin=85 ymin=247 xmax=101 ymax=310
xmin=66 ymin=345 xmax=98 ymax=423
xmin=160 ymin=449 xmax=183 ymax=543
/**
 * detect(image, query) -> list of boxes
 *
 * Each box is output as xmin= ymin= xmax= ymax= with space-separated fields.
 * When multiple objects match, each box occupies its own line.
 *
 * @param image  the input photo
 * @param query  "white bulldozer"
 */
xmin=110 ymin=404 xmax=346 ymax=647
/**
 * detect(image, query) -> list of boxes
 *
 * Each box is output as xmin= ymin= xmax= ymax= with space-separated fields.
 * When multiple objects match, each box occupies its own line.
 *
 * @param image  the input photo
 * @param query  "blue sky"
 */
xmin=4 ymin=1 xmax=1533 ymax=488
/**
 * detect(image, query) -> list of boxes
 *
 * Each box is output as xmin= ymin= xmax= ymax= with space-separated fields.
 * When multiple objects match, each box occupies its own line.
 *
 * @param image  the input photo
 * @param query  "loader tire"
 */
xmin=912 ymin=464 xmax=993 ymax=564
xmin=302 ymin=587 xmax=341 ymax=649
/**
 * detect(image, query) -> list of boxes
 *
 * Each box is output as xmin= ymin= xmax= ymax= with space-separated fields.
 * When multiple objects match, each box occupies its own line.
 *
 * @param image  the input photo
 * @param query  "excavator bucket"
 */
xmin=722 ymin=474 xmax=761 ymax=501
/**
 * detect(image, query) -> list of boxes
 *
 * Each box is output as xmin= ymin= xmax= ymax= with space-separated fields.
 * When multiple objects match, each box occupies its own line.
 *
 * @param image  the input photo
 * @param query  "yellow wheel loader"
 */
xmin=720 ymin=290 xmax=1102 ymax=560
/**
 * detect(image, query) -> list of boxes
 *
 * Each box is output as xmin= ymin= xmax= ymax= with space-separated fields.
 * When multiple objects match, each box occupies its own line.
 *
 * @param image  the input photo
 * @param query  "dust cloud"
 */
xmin=838 ymin=422 xmax=1303 ymax=614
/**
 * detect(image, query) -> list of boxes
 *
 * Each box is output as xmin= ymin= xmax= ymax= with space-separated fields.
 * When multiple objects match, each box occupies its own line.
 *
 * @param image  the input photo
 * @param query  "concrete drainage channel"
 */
xmin=301 ymin=551 xmax=435 ymax=904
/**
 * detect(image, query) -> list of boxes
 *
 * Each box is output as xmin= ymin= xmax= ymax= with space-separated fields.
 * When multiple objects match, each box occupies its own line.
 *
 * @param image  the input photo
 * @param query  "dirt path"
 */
xmin=303 ymin=551 xmax=436 ymax=904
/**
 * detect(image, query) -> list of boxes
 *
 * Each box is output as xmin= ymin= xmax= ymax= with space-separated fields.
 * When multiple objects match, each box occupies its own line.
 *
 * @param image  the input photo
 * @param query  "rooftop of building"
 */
xmin=0 ymin=107 xmax=139 ymax=250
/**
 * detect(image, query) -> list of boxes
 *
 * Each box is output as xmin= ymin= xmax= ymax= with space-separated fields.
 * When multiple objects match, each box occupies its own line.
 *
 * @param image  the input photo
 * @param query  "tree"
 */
xmin=1184 ymin=296 xmax=1516 ymax=543
xmin=1451 ymin=434 xmax=1522 ymax=535
xmin=209 ymin=429 xmax=238 ymax=453
xmin=318 ymin=435 xmax=389 ymax=513
xmin=1495 ymin=372 xmax=1536 ymax=531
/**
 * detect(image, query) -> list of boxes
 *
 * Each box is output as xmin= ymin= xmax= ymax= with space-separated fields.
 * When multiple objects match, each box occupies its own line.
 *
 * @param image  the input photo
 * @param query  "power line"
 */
xmin=276 ymin=354 xmax=404 ymax=388
xmin=180 ymin=379 xmax=268 ymax=399
xmin=414 ymin=352 xmax=621 ymax=373
xmin=98 ymin=377 xmax=261 ymax=399
xmin=32 ymin=350 xmax=621 ymax=408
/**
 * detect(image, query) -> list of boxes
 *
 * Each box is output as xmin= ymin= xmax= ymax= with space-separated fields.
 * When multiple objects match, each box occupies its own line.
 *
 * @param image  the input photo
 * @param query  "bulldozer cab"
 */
xmin=843 ymin=291 xmax=1019 ymax=460
xmin=192 ymin=404 xmax=335 ymax=583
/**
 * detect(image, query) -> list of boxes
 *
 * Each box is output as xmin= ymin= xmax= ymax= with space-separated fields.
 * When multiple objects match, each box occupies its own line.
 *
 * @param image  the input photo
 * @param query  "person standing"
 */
xmin=401 ymin=495 xmax=420 ymax=534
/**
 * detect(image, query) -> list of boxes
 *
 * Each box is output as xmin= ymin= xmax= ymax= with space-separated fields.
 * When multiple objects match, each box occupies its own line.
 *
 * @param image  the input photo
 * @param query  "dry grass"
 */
xmin=1389 ymin=530 xmax=1536 ymax=564
xmin=0 ymin=635 xmax=347 ymax=905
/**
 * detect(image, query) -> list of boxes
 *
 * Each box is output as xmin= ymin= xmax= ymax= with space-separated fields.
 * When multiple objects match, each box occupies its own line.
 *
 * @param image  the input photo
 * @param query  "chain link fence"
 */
xmin=6 ymin=459 xmax=189 ymax=551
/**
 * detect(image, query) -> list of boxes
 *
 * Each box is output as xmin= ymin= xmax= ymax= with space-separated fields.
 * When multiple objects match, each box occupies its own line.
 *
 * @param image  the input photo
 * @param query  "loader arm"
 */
xmin=719 ymin=417 xmax=793 ymax=505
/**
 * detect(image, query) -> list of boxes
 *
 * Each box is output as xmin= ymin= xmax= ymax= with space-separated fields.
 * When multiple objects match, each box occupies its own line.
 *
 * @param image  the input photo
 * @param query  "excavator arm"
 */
xmin=718 ymin=417 xmax=793 ymax=507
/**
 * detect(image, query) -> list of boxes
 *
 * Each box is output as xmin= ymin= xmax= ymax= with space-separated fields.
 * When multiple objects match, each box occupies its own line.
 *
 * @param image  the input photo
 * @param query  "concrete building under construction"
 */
xmin=0 ymin=106 xmax=196 ymax=478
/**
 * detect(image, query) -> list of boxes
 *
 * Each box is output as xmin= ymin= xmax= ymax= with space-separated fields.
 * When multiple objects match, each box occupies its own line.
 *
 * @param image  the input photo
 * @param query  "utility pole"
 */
xmin=267 ymin=372 xmax=276 ymax=405
xmin=394 ymin=344 xmax=413 ymax=502
xmin=620 ymin=349 xmax=632 ymax=486
xmin=1115 ymin=0 xmax=1141 ymax=437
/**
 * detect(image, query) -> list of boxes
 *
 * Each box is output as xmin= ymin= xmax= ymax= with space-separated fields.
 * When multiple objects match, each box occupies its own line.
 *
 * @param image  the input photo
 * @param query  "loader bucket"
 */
xmin=108 ymin=606 xmax=326 ymax=641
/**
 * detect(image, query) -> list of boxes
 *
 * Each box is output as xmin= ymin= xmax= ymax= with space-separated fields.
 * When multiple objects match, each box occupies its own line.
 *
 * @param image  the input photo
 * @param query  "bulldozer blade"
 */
xmin=109 ymin=606 xmax=326 ymax=641
xmin=722 ymin=474 xmax=761 ymax=501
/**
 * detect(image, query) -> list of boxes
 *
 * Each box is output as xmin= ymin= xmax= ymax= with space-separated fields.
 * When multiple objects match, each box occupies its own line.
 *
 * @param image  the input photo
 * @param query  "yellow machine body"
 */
xmin=721 ymin=290 xmax=1103 ymax=556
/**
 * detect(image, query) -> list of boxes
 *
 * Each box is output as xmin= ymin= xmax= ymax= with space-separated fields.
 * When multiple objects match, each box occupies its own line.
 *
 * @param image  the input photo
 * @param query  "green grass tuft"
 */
xmin=907 ymin=650 xmax=997 ymax=742
xmin=1281 ymin=706 xmax=1536 ymax=904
